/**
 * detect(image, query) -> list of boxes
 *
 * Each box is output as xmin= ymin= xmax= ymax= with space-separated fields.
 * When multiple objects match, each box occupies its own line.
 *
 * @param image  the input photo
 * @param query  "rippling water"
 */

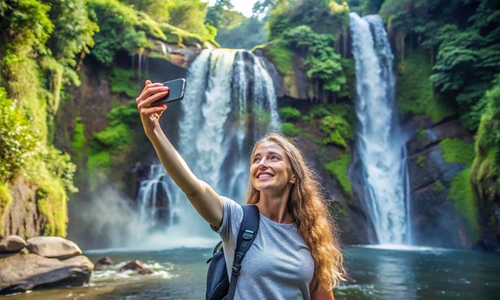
xmin=6 ymin=246 xmax=500 ymax=300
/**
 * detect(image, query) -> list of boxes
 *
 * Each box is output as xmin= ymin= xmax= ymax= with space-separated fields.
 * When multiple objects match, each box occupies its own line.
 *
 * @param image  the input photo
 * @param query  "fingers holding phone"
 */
xmin=136 ymin=80 xmax=169 ymax=136
xmin=151 ymin=78 xmax=186 ymax=107
xmin=136 ymin=80 xmax=169 ymax=108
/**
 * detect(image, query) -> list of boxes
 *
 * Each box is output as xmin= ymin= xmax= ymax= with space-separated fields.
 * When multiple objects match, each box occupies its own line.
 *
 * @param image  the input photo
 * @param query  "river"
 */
xmin=6 ymin=246 xmax=500 ymax=300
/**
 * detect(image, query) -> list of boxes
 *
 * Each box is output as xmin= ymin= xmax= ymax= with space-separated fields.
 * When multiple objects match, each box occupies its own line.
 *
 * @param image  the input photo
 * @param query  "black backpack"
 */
xmin=206 ymin=205 xmax=260 ymax=300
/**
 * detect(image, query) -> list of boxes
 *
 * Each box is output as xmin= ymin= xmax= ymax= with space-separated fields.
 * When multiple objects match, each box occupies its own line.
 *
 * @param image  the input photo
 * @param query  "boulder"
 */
xmin=119 ymin=260 xmax=153 ymax=275
xmin=27 ymin=237 xmax=82 ymax=259
xmin=0 ymin=253 xmax=93 ymax=295
xmin=0 ymin=235 xmax=27 ymax=253
xmin=94 ymin=256 xmax=114 ymax=271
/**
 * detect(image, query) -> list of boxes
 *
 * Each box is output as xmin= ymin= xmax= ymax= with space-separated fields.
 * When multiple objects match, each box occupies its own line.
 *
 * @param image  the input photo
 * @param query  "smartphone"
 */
xmin=151 ymin=78 xmax=186 ymax=106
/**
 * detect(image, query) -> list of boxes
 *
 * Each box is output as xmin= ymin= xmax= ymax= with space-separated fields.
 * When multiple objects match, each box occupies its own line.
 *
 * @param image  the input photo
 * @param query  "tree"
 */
xmin=252 ymin=0 xmax=277 ymax=17
xmin=206 ymin=0 xmax=239 ymax=29
xmin=39 ymin=0 xmax=98 ymax=103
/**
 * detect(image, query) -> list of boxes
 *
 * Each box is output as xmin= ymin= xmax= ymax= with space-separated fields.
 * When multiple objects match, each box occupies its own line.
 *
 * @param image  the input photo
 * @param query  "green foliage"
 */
xmin=36 ymin=176 xmax=67 ymax=237
xmin=325 ymin=154 xmax=353 ymax=196
xmin=0 ymin=0 xmax=54 ymax=55
xmin=0 ymin=89 xmax=37 ymax=182
xmin=216 ymin=17 xmax=267 ymax=50
xmin=313 ymin=103 xmax=354 ymax=148
xmin=86 ymin=150 xmax=111 ymax=192
xmin=264 ymin=0 xmax=350 ymax=99
xmin=0 ymin=181 xmax=13 ymax=234
xmin=475 ymin=74 xmax=500 ymax=159
xmin=448 ymin=168 xmax=480 ymax=241
xmin=206 ymin=0 xmax=242 ymax=29
xmin=87 ymin=151 xmax=111 ymax=173
xmin=42 ymin=0 xmax=98 ymax=85
xmin=278 ymin=106 xmax=300 ymax=121
xmin=119 ymin=0 xmax=214 ymax=42
xmin=87 ymin=100 xmax=139 ymax=172
xmin=107 ymin=99 xmax=141 ymax=125
xmin=159 ymin=23 xmax=206 ymax=47
xmin=266 ymin=0 xmax=293 ymax=41
xmin=417 ymin=156 xmax=425 ymax=167
xmin=280 ymin=122 xmax=301 ymax=137
xmin=283 ymin=25 xmax=346 ymax=93
xmin=87 ymin=0 xmax=153 ymax=65
xmin=71 ymin=117 xmax=86 ymax=153
xmin=109 ymin=68 xmax=138 ymax=97
xmin=0 ymin=0 xmax=94 ymax=238
xmin=339 ymin=58 xmax=356 ymax=99
xmin=252 ymin=0 xmax=276 ymax=16
xmin=160 ymin=0 xmax=211 ymax=38
xmin=320 ymin=115 xmax=353 ymax=140
xmin=310 ymin=106 xmax=330 ymax=118
xmin=323 ymin=130 xmax=347 ymax=148
xmin=93 ymin=123 xmax=132 ymax=150
xmin=42 ymin=147 xmax=78 ymax=194
xmin=440 ymin=138 xmax=475 ymax=165
xmin=396 ymin=53 xmax=455 ymax=123
xmin=260 ymin=39 xmax=295 ymax=76
xmin=326 ymin=102 xmax=356 ymax=124
xmin=430 ymin=24 xmax=500 ymax=130
xmin=471 ymin=72 xmax=500 ymax=203
xmin=362 ymin=0 xmax=385 ymax=14
xmin=433 ymin=180 xmax=445 ymax=192
xmin=379 ymin=0 xmax=500 ymax=131
xmin=268 ymin=0 xmax=348 ymax=39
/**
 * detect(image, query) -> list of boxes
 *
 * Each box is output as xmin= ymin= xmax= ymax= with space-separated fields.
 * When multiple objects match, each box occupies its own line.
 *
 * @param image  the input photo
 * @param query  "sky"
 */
xmin=208 ymin=0 xmax=258 ymax=17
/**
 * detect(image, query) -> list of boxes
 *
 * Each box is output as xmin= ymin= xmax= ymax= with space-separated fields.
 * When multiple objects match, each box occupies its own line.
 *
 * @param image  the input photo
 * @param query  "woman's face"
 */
xmin=249 ymin=140 xmax=296 ymax=193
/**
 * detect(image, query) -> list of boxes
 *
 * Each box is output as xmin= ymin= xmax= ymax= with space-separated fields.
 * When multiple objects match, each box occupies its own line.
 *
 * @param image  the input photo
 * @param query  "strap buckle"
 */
xmin=242 ymin=230 xmax=254 ymax=240
xmin=232 ymin=264 xmax=241 ymax=275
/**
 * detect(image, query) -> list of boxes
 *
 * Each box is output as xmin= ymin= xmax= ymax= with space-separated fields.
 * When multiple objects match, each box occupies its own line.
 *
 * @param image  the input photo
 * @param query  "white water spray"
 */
xmin=349 ymin=13 xmax=410 ymax=245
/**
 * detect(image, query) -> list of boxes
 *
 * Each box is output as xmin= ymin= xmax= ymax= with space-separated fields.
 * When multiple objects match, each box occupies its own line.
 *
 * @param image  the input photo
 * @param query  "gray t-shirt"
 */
xmin=214 ymin=196 xmax=314 ymax=300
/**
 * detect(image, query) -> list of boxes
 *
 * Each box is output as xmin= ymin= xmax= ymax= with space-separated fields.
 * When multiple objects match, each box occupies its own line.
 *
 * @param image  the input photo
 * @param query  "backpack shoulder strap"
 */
xmin=227 ymin=204 xmax=260 ymax=300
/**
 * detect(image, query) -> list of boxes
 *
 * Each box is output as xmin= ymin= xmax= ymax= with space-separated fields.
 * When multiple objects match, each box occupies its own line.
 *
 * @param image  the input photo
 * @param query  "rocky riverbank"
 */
xmin=0 ymin=235 xmax=93 ymax=295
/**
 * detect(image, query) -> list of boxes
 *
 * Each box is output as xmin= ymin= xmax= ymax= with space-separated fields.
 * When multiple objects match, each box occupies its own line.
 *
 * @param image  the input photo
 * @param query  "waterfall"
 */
xmin=349 ymin=13 xmax=410 ymax=245
xmin=136 ymin=49 xmax=280 ymax=246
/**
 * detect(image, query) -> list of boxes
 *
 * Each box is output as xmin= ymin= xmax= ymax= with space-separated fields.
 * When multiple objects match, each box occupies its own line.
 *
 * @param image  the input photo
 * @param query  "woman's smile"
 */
xmin=257 ymin=172 xmax=274 ymax=180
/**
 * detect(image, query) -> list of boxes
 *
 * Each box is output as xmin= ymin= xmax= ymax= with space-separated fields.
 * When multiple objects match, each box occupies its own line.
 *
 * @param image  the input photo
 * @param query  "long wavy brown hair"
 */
xmin=244 ymin=132 xmax=347 ymax=291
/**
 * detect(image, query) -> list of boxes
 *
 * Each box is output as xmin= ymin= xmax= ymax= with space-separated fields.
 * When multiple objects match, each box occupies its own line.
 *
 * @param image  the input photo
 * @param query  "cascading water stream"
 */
xmin=136 ymin=49 xmax=280 ymax=245
xmin=349 ymin=13 xmax=410 ymax=245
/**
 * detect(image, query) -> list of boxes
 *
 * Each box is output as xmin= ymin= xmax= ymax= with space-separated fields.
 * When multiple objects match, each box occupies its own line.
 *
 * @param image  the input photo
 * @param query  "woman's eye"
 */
xmin=253 ymin=157 xmax=261 ymax=163
xmin=271 ymin=155 xmax=279 ymax=160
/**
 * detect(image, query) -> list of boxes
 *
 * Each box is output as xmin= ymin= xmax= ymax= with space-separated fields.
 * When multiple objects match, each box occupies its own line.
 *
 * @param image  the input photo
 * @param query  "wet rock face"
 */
xmin=3 ymin=179 xmax=44 ymax=238
xmin=406 ymin=119 xmax=474 ymax=249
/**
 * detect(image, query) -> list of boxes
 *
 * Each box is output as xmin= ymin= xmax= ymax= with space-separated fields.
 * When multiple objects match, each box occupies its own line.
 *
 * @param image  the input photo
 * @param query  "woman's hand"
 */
xmin=136 ymin=80 xmax=169 ymax=137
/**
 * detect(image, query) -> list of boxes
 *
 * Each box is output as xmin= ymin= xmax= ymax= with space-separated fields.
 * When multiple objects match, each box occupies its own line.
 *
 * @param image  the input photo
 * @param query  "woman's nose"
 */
xmin=258 ymin=158 xmax=268 ymax=168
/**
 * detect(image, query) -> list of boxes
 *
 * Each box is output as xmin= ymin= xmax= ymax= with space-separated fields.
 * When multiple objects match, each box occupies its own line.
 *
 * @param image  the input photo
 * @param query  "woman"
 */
xmin=136 ymin=80 xmax=347 ymax=299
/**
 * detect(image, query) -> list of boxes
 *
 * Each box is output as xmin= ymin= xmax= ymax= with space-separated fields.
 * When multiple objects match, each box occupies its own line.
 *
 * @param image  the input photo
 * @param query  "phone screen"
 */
xmin=151 ymin=78 xmax=186 ymax=106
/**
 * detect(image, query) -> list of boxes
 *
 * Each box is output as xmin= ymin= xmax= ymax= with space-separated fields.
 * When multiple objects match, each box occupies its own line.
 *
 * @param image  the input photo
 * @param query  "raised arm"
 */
xmin=136 ymin=80 xmax=223 ymax=227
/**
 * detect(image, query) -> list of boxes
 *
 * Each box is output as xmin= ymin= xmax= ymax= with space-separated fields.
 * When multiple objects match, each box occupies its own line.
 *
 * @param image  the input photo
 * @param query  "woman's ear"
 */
xmin=289 ymin=174 xmax=297 ymax=184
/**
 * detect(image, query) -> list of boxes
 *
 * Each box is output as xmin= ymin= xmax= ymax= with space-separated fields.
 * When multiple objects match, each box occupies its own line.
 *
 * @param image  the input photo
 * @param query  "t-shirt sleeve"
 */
xmin=212 ymin=196 xmax=244 ymax=242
